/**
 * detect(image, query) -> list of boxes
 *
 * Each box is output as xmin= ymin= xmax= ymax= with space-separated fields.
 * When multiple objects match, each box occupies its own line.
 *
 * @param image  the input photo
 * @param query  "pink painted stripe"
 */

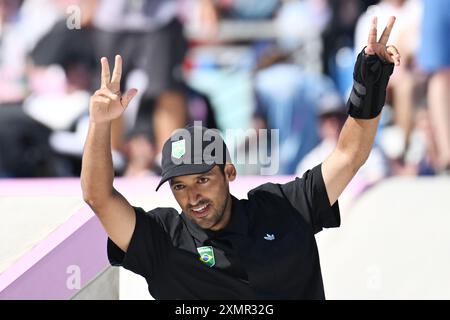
xmin=0 ymin=205 xmax=94 ymax=291
xmin=0 ymin=216 xmax=109 ymax=299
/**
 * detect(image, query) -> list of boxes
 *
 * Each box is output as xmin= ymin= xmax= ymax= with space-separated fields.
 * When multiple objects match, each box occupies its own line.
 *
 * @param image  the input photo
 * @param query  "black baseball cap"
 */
xmin=155 ymin=126 xmax=231 ymax=191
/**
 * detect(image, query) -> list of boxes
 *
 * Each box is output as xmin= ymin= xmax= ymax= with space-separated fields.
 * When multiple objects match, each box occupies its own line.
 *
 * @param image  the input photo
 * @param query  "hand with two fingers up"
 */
xmin=347 ymin=16 xmax=401 ymax=120
xmin=364 ymin=16 xmax=401 ymax=66
xmin=89 ymin=55 xmax=138 ymax=124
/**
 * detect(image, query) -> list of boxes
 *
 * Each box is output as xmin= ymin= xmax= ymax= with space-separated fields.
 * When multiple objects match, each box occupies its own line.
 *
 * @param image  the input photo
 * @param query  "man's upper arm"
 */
xmin=273 ymin=164 xmax=340 ymax=234
xmin=90 ymin=189 xmax=136 ymax=253
xmin=321 ymin=149 xmax=358 ymax=206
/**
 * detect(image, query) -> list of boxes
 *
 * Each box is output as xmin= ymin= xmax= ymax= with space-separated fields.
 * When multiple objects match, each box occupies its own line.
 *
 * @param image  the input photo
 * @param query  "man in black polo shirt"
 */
xmin=81 ymin=16 xmax=401 ymax=299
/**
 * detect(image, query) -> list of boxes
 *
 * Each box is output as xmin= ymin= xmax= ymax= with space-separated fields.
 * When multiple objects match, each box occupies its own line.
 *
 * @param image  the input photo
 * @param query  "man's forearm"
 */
xmin=321 ymin=16 xmax=399 ymax=205
xmin=81 ymin=122 xmax=115 ymax=206
xmin=336 ymin=114 xmax=381 ymax=170
xmin=335 ymin=46 xmax=394 ymax=169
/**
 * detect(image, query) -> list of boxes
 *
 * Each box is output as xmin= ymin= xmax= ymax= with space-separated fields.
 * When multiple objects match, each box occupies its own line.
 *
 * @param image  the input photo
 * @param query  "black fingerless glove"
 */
xmin=347 ymin=48 xmax=394 ymax=119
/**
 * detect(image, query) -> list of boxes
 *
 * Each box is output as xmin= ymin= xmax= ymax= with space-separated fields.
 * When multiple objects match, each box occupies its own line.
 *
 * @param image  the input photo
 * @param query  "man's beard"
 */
xmin=196 ymin=195 xmax=229 ymax=230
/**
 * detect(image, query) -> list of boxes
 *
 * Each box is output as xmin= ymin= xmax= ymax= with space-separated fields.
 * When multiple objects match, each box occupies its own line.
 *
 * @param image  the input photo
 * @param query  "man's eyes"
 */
xmin=172 ymin=178 xmax=209 ymax=190
xmin=198 ymin=177 xmax=209 ymax=184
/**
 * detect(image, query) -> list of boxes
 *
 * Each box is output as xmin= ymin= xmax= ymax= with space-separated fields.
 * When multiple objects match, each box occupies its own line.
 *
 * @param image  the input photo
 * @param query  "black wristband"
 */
xmin=347 ymin=48 xmax=394 ymax=119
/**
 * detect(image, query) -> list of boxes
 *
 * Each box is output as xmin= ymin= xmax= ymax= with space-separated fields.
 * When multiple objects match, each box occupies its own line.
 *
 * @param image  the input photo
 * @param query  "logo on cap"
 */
xmin=171 ymin=139 xmax=186 ymax=159
xmin=197 ymin=246 xmax=215 ymax=267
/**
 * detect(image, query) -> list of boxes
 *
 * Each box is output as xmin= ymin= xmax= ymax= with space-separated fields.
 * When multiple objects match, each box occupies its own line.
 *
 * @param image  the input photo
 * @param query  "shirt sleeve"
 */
xmin=280 ymin=163 xmax=340 ymax=234
xmin=107 ymin=207 xmax=170 ymax=279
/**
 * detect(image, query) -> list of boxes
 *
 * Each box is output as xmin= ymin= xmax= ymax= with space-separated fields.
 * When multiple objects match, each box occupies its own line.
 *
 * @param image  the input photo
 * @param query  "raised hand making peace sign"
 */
xmin=89 ymin=55 xmax=138 ymax=123
xmin=345 ymin=15 xmax=402 ymax=120
xmin=365 ymin=16 xmax=401 ymax=66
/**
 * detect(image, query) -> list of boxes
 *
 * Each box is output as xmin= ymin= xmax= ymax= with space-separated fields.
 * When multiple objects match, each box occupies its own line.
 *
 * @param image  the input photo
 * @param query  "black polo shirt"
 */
xmin=107 ymin=164 xmax=340 ymax=299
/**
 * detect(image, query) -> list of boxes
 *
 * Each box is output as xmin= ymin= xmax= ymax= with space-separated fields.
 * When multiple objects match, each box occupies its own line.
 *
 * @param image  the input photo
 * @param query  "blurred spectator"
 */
xmin=49 ymin=112 xmax=90 ymax=176
xmin=28 ymin=0 xmax=97 ymax=127
xmin=418 ymin=0 xmax=450 ymax=174
xmin=253 ymin=48 xmax=343 ymax=174
xmin=0 ymin=105 xmax=63 ymax=177
xmin=384 ymin=107 xmax=437 ymax=176
xmin=93 ymin=0 xmax=189 ymax=156
xmin=123 ymin=127 xmax=160 ymax=177
xmin=321 ymin=0 xmax=377 ymax=78
xmin=19 ymin=0 xmax=99 ymax=175
xmin=296 ymin=93 xmax=389 ymax=209
xmin=354 ymin=0 xmax=425 ymax=168
xmin=275 ymin=0 xmax=330 ymax=73
xmin=0 ymin=0 xmax=65 ymax=177
xmin=135 ymin=84 xmax=217 ymax=135
xmin=0 ymin=0 xmax=60 ymax=104
xmin=0 ymin=0 xmax=27 ymax=105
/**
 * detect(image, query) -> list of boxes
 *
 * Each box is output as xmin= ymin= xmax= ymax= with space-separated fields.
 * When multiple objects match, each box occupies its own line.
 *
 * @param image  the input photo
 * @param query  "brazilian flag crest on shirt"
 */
xmin=197 ymin=246 xmax=215 ymax=267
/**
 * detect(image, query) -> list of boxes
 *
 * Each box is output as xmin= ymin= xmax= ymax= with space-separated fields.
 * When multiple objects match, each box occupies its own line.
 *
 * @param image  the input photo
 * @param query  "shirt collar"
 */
xmin=181 ymin=195 xmax=248 ymax=242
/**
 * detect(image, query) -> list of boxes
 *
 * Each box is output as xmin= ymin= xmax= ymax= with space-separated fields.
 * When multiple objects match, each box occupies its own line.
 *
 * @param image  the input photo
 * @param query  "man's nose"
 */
xmin=187 ymin=188 xmax=201 ymax=206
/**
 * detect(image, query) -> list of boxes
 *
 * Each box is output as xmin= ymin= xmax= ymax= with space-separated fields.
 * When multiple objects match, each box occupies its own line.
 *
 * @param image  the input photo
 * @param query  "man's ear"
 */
xmin=224 ymin=164 xmax=236 ymax=182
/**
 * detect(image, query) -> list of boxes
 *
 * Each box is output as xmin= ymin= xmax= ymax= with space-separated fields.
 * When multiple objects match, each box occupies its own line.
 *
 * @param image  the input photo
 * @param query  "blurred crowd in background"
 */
xmin=0 ymin=0 xmax=449 ymax=204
